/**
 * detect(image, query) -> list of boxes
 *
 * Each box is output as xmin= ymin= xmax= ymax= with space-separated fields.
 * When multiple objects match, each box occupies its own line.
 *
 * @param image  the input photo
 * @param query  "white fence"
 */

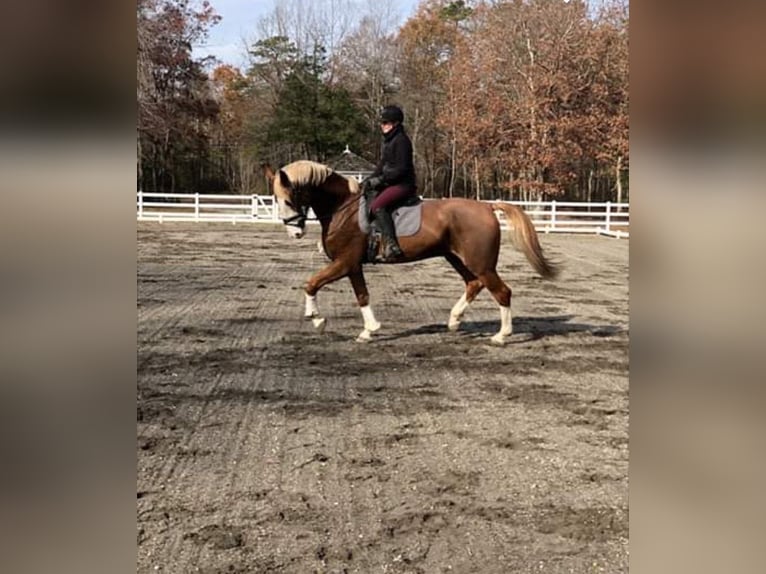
xmin=137 ymin=192 xmax=629 ymax=238
xmin=498 ymin=200 xmax=630 ymax=238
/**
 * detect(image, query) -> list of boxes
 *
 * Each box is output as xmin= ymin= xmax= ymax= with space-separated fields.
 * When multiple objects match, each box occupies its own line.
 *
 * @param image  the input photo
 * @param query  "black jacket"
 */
xmin=372 ymin=124 xmax=416 ymax=189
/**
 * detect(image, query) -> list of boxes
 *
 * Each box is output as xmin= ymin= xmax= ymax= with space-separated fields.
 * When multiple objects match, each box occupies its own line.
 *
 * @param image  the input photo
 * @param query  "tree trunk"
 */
xmin=467 ymin=163 xmax=472 ymax=200
xmin=430 ymin=153 xmax=436 ymax=198
xmin=151 ymin=142 xmax=158 ymax=192
xmin=412 ymin=106 xmax=420 ymax=169
xmin=615 ymin=155 xmax=623 ymax=207
xmin=447 ymin=66 xmax=457 ymax=199
xmin=199 ymin=149 xmax=204 ymax=191
xmin=137 ymin=131 xmax=143 ymax=192
xmin=163 ymin=130 xmax=171 ymax=193
xmin=535 ymin=168 xmax=543 ymax=202
xmin=475 ymin=157 xmax=481 ymax=201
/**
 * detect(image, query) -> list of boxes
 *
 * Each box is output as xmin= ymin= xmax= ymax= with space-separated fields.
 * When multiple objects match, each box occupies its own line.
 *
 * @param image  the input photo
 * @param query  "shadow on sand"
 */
xmin=378 ymin=315 xmax=624 ymax=343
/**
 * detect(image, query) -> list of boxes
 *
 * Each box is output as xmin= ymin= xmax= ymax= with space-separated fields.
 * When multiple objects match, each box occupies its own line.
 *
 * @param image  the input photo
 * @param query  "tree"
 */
xmin=430 ymin=0 xmax=628 ymax=201
xmin=333 ymin=15 xmax=400 ymax=160
xmin=253 ymin=0 xmax=360 ymax=79
xmin=137 ymin=0 xmax=221 ymax=192
xmin=397 ymin=0 xmax=470 ymax=197
xmin=267 ymin=45 xmax=368 ymax=161
xmin=209 ymin=65 xmax=263 ymax=194
xmin=248 ymin=35 xmax=300 ymax=106
xmin=137 ymin=0 xmax=628 ymax=200
xmin=594 ymin=0 xmax=629 ymax=204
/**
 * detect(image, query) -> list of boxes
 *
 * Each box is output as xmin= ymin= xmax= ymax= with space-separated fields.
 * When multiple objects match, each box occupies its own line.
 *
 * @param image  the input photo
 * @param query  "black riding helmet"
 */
xmin=378 ymin=105 xmax=404 ymax=124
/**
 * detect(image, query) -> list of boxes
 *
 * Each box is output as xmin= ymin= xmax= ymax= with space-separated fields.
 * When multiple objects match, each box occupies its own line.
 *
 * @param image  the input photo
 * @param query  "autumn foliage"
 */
xmin=398 ymin=0 xmax=628 ymax=201
xmin=137 ymin=0 xmax=628 ymax=201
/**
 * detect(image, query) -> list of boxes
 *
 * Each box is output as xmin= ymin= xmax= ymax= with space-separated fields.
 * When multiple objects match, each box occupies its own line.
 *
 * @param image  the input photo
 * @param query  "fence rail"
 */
xmin=137 ymin=192 xmax=629 ymax=238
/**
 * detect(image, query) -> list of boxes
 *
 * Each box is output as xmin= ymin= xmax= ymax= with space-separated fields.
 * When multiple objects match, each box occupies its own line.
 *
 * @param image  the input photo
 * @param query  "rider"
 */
xmin=361 ymin=105 xmax=416 ymax=262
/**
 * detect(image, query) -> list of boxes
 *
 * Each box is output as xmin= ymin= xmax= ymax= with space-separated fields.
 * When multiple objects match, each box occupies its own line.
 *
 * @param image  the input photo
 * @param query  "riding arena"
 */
xmin=137 ymin=171 xmax=629 ymax=572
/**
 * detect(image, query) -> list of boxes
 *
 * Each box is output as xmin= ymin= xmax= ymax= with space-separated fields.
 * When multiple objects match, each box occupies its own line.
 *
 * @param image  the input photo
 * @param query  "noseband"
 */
xmin=282 ymin=210 xmax=307 ymax=228
xmin=282 ymin=192 xmax=309 ymax=228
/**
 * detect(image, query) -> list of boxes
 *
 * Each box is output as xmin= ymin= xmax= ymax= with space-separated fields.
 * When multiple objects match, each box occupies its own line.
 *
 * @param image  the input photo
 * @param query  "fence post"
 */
xmin=605 ymin=201 xmax=612 ymax=232
xmin=138 ymin=190 xmax=143 ymax=220
xmin=550 ymin=200 xmax=556 ymax=234
xmin=194 ymin=193 xmax=200 ymax=221
xmin=251 ymin=195 xmax=257 ymax=220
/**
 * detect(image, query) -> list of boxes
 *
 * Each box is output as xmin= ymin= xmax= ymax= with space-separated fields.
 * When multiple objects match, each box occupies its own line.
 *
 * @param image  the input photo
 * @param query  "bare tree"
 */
xmin=253 ymin=0 xmax=361 ymax=64
xmin=333 ymin=15 xmax=400 ymax=148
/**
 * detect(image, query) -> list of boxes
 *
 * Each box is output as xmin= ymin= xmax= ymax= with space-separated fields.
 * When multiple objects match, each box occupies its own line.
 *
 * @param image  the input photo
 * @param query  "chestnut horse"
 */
xmin=264 ymin=160 xmax=558 ymax=344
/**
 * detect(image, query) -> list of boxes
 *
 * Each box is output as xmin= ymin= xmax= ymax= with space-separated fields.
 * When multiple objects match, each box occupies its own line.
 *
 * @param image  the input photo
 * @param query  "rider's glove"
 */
xmin=361 ymin=176 xmax=384 ymax=193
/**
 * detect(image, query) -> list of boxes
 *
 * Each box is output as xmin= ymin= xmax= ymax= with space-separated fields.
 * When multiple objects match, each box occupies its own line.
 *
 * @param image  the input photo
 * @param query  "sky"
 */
xmin=192 ymin=0 xmax=608 ymax=69
xmin=192 ymin=0 xmax=422 ymax=70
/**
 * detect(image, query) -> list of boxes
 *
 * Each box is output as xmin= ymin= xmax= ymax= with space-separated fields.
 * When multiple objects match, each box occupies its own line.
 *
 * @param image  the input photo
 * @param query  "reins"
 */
xmin=287 ymin=186 xmax=361 ymax=229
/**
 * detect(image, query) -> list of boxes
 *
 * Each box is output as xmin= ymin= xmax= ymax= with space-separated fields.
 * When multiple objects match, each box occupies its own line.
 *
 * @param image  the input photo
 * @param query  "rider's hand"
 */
xmin=361 ymin=176 xmax=384 ymax=193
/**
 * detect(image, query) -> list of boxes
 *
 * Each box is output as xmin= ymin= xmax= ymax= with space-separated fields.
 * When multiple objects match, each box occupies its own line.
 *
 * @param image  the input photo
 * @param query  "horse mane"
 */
xmin=277 ymin=160 xmax=360 ymax=196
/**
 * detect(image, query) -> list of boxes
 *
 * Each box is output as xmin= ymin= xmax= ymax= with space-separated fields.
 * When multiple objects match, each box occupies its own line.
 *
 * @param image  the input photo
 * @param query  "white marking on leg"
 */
xmin=305 ymin=293 xmax=319 ymax=318
xmin=448 ymin=293 xmax=469 ymax=331
xmin=312 ymin=317 xmax=327 ymax=332
xmin=500 ymin=304 xmax=513 ymax=335
xmin=360 ymin=305 xmax=381 ymax=332
xmin=356 ymin=329 xmax=372 ymax=343
xmin=491 ymin=305 xmax=513 ymax=344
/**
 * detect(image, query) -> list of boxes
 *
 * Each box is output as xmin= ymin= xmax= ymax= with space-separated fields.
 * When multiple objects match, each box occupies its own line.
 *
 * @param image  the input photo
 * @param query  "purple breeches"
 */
xmin=369 ymin=185 xmax=415 ymax=212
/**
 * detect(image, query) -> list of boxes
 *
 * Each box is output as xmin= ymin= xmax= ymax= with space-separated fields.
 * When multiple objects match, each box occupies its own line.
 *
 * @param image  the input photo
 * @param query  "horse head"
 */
xmin=263 ymin=163 xmax=307 ymax=238
xmin=264 ymin=160 xmax=356 ymax=239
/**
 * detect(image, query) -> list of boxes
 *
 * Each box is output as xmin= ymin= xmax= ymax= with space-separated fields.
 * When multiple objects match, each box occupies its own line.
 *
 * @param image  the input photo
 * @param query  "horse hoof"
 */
xmin=356 ymin=329 xmax=372 ymax=343
xmin=490 ymin=333 xmax=507 ymax=345
xmin=447 ymin=320 xmax=461 ymax=332
xmin=312 ymin=317 xmax=326 ymax=332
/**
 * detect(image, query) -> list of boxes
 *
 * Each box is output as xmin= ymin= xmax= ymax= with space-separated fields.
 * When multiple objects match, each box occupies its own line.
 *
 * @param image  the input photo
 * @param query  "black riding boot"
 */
xmin=372 ymin=208 xmax=403 ymax=261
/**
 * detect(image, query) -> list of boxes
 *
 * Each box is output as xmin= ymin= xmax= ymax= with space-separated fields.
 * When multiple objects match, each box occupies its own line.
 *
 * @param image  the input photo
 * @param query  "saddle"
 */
xmin=358 ymin=194 xmax=423 ymax=263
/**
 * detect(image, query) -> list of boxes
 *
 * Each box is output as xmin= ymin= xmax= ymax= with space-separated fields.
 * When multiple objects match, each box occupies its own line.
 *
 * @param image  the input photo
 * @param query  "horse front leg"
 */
xmin=349 ymin=270 xmax=381 ymax=343
xmin=304 ymin=260 xmax=350 ymax=333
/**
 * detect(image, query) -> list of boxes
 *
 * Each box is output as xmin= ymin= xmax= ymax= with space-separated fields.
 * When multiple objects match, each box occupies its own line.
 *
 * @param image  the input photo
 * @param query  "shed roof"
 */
xmin=330 ymin=145 xmax=376 ymax=173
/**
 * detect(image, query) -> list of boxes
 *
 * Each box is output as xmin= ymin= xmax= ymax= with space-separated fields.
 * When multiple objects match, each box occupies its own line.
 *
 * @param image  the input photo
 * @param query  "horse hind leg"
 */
xmin=449 ymin=279 xmax=484 ymax=331
xmin=446 ymin=254 xmax=484 ymax=332
xmin=349 ymin=270 xmax=381 ymax=343
xmin=478 ymin=270 xmax=513 ymax=345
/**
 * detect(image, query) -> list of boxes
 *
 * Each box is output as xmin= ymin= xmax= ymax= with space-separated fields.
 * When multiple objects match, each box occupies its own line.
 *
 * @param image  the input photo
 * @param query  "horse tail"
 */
xmin=491 ymin=202 xmax=559 ymax=279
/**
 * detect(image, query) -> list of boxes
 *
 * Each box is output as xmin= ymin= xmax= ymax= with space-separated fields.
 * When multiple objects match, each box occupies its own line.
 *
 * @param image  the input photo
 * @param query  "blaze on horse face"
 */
xmin=274 ymin=169 xmax=306 ymax=238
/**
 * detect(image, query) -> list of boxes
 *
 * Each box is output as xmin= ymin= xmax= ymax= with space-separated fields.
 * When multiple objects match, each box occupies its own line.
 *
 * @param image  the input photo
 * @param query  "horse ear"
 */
xmin=261 ymin=163 xmax=276 ymax=181
xmin=278 ymin=169 xmax=292 ymax=189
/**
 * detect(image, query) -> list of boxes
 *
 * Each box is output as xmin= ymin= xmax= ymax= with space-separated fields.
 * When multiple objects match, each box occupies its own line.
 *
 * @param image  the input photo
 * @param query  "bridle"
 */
xmin=281 ymin=181 xmax=360 ymax=229
xmin=281 ymin=191 xmax=310 ymax=229
xmin=282 ymin=209 xmax=308 ymax=229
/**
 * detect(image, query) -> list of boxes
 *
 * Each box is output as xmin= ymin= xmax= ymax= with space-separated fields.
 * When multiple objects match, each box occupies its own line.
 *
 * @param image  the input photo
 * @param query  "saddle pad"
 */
xmin=358 ymin=195 xmax=423 ymax=237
